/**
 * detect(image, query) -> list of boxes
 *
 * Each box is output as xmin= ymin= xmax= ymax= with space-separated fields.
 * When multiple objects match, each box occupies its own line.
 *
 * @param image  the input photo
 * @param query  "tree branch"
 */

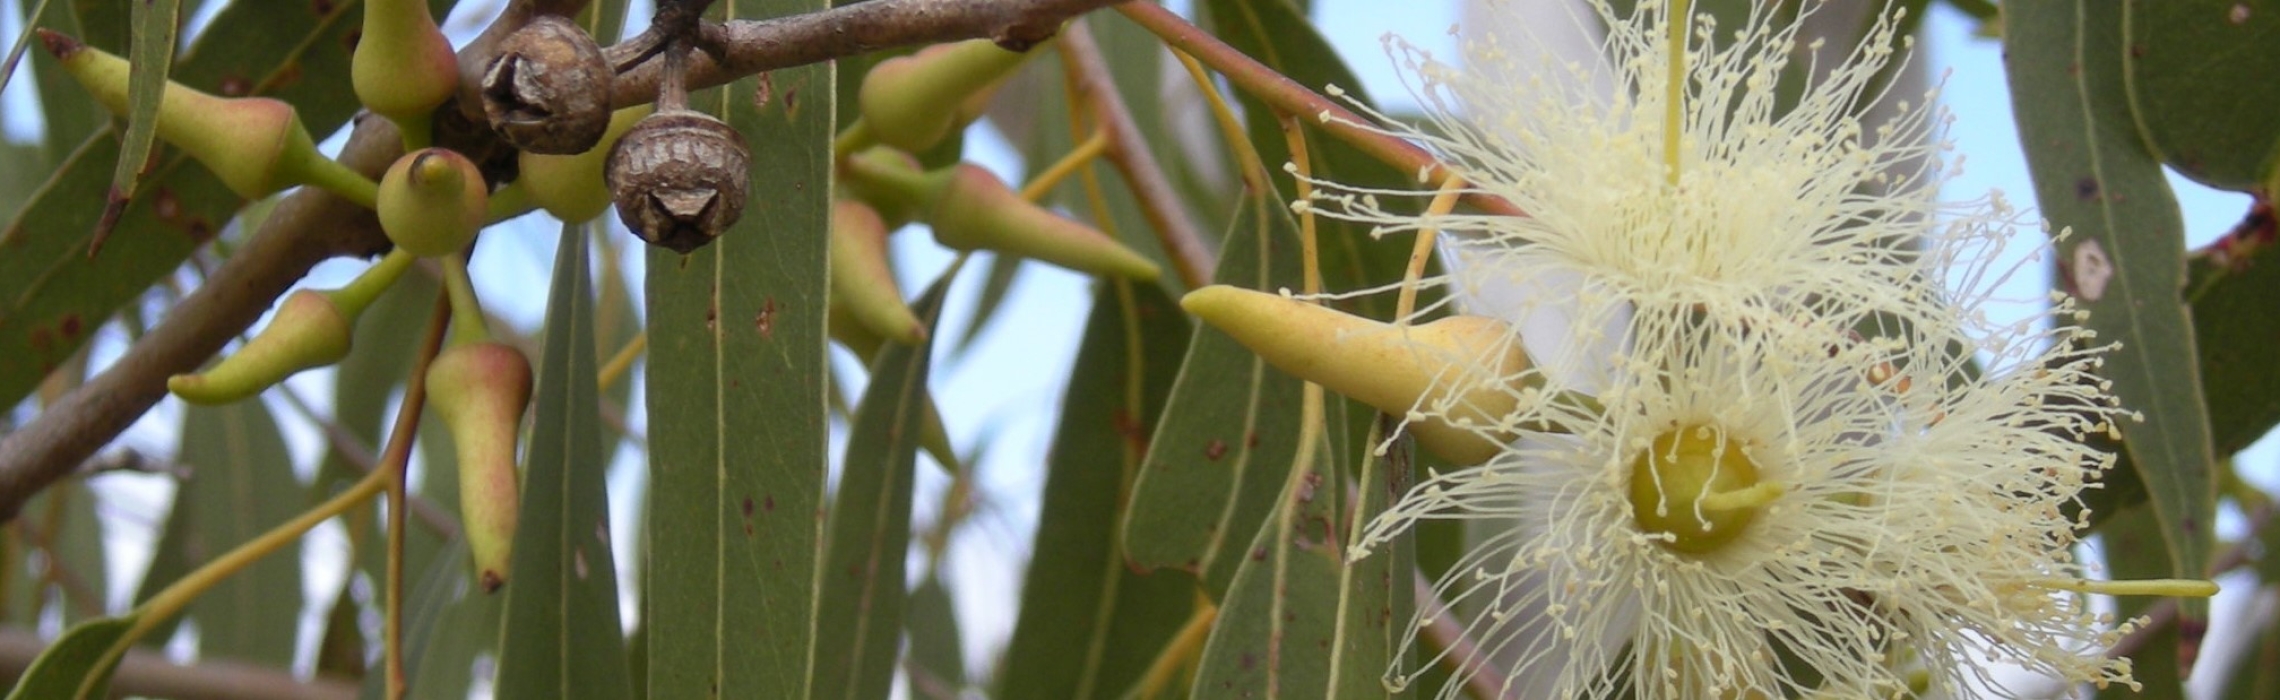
xmin=0 ymin=625 xmax=356 ymax=700
xmin=1057 ymin=21 xmax=1216 ymax=289
xmin=609 ymin=0 xmax=1131 ymax=109
xmin=0 ymin=0 xmax=1130 ymax=522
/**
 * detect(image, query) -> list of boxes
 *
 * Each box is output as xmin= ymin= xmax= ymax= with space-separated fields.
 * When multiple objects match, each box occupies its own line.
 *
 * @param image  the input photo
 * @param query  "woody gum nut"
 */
xmin=167 ymin=290 xmax=354 ymax=405
xmin=352 ymin=0 xmax=458 ymax=124
xmin=483 ymin=15 xmax=613 ymax=155
xmin=1179 ymin=285 xmax=1530 ymax=465
xmin=928 ymin=165 xmax=1158 ymax=281
xmin=830 ymin=200 xmax=925 ymax=344
xmin=607 ymin=110 xmax=751 ymax=253
xmin=41 ymin=29 xmax=338 ymax=200
xmin=520 ymin=105 xmax=652 ymax=223
xmin=426 ymin=341 xmax=531 ymax=593
xmin=859 ymin=40 xmax=1032 ymax=152
xmin=379 ymin=148 xmax=489 ymax=257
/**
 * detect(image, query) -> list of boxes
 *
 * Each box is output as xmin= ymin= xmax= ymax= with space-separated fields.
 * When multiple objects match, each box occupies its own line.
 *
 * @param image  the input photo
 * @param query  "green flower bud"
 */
xmin=426 ymin=341 xmax=531 ymax=593
xmin=859 ymin=40 xmax=1035 ymax=152
xmin=379 ymin=148 xmax=490 ymax=257
xmin=40 ymin=29 xmax=376 ymax=206
xmin=167 ymin=252 xmax=413 ymax=404
xmin=829 ymin=199 xmax=924 ymax=345
xmin=929 ymin=165 xmax=1158 ymax=281
xmin=352 ymin=0 xmax=459 ymax=131
xmin=518 ymin=105 xmax=652 ymax=223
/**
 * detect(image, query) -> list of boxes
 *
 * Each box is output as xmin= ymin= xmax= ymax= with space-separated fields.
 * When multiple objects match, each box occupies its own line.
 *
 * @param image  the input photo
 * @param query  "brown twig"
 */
xmin=1415 ymin=569 xmax=1510 ymax=700
xmin=274 ymin=387 xmax=462 ymax=540
xmin=1056 ymin=22 xmax=1214 ymax=289
xmin=383 ymin=293 xmax=455 ymax=700
xmin=1111 ymin=3 xmax=1526 ymax=219
xmin=0 ymin=625 xmax=356 ymax=700
xmin=0 ymin=0 xmax=1128 ymax=524
xmin=615 ymin=0 xmax=1129 ymax=109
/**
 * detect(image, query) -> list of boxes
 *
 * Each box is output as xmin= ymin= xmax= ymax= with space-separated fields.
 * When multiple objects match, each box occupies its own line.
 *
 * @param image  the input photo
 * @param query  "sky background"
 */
xmin=4 ymin=0 xmax=2274 ymax=695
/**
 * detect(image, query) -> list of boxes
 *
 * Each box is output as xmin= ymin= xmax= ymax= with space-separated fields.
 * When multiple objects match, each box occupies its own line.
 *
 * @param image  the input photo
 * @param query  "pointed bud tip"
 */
xmin=36 ymin=28 xmax=80 ymax=59
xmin=479 ymin=570 xmax=505 ymax=593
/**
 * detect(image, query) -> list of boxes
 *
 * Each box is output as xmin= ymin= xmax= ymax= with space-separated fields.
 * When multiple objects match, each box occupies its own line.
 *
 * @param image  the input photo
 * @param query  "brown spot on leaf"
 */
xmin=28 ymin=326 xmax=54 ymax=355
xmin=153 ymin=188 xmax=181 ymax=221
xmin=764 ymin=495 xmax=776 ymax=512
xmin=58 ymin=315 xmax=82 ymax=339
xmin=752 ymin=72 xmax=773 ymax=110
xmin=1204 ymin=439 xmax=1228 ymax=460
xmin=311 ymin=0 xmax=335 ymax=15
xmin=2075 ymin=177 xmax=2100 ymax=201
xmin=755 ymin=298 xmax=777 ymax=338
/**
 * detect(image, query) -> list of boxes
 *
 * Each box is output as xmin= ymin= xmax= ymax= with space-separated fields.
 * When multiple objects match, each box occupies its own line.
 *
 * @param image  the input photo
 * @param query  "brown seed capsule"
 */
xmin=607 ymin=109 xmax=750 ymax=253
xmin=482 ymin=16 xmax=612 ymax=155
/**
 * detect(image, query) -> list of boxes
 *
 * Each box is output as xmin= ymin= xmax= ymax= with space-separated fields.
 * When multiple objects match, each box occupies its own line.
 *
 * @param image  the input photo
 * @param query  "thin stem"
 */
xmin=1172 ymin=48 xmax=1267 ymax=195
xmin=1115 ymin=2 xmax=1527 ymax=219
xmin=1020 ymin=128 xmax=1111 ymax=202
xmin=89 ymin=467 xmax=394 ymax=699
xmin=1133 ymin=600 xmax=1218 ymax=699
xmin=599 ymin=332 xmax=649 ymax=392
xmin=1413 ymin=570 xmax=1511 ymax=700
xmin=385 ymin=292 xmax=455 ymax=700
xmin=1394 ymin=176 xmax=1466 ymax=323
xmin=441 ymin=253 xmax=490 ymax=347
xmin=1279 ymin=117 xmax=1321 ymax=297
xmin=1056 ymin=22 xmax=1215 ymax=289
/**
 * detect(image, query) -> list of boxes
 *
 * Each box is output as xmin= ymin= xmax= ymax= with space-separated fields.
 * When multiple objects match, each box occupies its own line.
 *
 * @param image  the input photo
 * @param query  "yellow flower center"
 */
xmin=1628 ymin=424 xmax=1781 ymax=554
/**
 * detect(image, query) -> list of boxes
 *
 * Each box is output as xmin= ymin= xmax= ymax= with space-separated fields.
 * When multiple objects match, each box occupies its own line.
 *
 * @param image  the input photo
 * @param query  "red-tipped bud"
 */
xmin=519 ymin=105 xmax=652 ymax=223
xmin=829 ymin=200 xmax=924 ymax=345
xmin=425 ymin=341 xmax=531 ymax=593
xmin=859 ymin=40 xmax=1034 ymax=152
xmin=929 ymin=165 xmax=1159 ymax=280
xmin=352 ymin=0 xmax=459 ymax=128
xmin=168 ymin=290 xmax=354 ymax=405
xmin=41 ymin=29 xmax=371 ymax=203
xmin=379 ymin=148 xmax=489 ymax=257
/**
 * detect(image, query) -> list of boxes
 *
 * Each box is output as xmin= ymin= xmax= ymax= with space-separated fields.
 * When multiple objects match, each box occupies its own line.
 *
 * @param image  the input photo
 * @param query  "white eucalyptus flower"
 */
xmin=1294 ymin=1 xmax=2209 ymax=697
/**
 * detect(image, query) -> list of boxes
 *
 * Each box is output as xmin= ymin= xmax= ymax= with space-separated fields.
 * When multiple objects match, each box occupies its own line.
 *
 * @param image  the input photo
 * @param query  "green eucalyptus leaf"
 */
xmin=2123 ymin=0 xmax=2280 ymax=191
xmin=641 ymin=0 xmax=833 ymax=695
xmin=106 ymin=0 xmax=179 ymax=214
xmin=811 ymin=274 xmax=953 ymax=700
xmin=494 ymin=225 xmax=631 ymax=700
xmin=176 ymin=399 xmax=303 ymax=666
xmin=999 ymin=282 xmax=1196 ymax=700
xmin=2 ymin=614 xmax=132 ymax=700
xmin=2005 ymin=0 xmax=2214 ymax=637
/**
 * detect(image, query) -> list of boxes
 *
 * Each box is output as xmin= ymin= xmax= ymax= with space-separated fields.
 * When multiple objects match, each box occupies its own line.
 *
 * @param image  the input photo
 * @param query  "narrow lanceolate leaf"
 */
xmin=642 ymin=0 xmax=832 ymax=696
xmin=1331 ymin=417 xmax=1414 ymax=698
xmin=107 ymin=0 xmax=181 ymax=216
xmin=2187 ymin=220 xmax=2280 ymax=457
xmin=1124 ymin=195 xmax=1309 ymax=599
xmin=1191 ymin=390 xmax=1348 ymax=698
xmin=2123 ymin=0 xmax=2280 ymax=191
xmin=495 ymin=224 xmax=631 ymax=700
xmin=2005 ymin=1 xmax=2214 ymax=644
xmin=176 ymin=400 xmax=303 ymax=666
xmin=903 ymin=574 xmax=965 ymax=698
xmin=999 ymin=282 xmax=1196 ymax=700
xmin=811 ymin=277 xmax=952 ymax=700
xmin=0 ymin=0 xmax=376 ymax=407
xmin=2 ymin=614 xmax=132 ymax=699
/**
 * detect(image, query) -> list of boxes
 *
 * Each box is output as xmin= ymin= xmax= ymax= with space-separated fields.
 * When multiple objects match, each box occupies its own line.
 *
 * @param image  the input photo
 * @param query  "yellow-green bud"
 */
xmin=519 ymin=105 xmax=652 ymax=223
xmin=929 ymin=165 xmax=1158 ymax=280
xmin=829 ymin=199 xmax=924 ymax=345
xmin=858 ymin=40 xmax=1035 ymax=152
xmin=426 ymin=341 xmax=530 ymax=593
xmin=379 ymin=148 xmax=489 ymax=257
xmin=1179 ymin=285 xmax=1531 ymax=465
xmin=168 ymin=290 xmax=353 ymax=405
xmin=41 ymin=29 xmax=374 ymax=205
xmin=352 ymin=0 xmax=459 ymax=129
